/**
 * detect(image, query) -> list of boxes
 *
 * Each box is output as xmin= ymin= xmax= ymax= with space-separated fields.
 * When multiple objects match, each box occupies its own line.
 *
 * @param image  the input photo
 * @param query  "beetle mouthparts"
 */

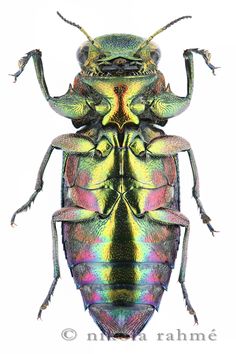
xmin=101 ymin=59 xmax=140 ymax=76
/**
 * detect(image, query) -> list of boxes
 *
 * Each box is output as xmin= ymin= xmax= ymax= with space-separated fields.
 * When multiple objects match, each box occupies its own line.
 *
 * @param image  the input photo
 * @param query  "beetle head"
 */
xmin=57 ymin=12 xmax=191 ymax=78
xmin=76 ymin=34 xmax=161 ymax=77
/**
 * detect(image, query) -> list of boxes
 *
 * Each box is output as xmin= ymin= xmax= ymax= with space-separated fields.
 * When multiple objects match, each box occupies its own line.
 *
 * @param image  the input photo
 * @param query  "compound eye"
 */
xmin=150 ymin=48 xmax=161 ymax=63
xmin=76 ymin=45 xmax=89 ymax=66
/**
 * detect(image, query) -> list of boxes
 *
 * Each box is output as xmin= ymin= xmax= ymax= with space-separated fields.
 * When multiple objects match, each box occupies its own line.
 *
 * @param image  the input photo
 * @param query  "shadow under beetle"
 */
xmin=11 ymin=13 xmax=218 ymax=340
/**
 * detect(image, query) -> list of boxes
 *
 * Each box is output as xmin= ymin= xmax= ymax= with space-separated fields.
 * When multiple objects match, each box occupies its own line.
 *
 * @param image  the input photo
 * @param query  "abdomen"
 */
xmin=61 ymin=127 xmax=180 ymax=338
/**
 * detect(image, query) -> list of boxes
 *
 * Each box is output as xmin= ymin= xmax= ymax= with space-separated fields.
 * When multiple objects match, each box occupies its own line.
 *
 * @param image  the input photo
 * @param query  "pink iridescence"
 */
xmin=70 ymin=187 xmax=99 ymax=211
xmin=152 ymin=170 xmax=167 ymax=185
xmin=145 ymin=186 xmax=173 ymax=211
xmin=143 ymin=293 xmax=155 ymax=303
xmin=147 ymin=272 xmax=161 ymax=283
xmin=163 ymin=156 xmax=177 ymax=185
xmin=90 ymin=292 xmax=102 ymax=302
xmin=64 ymin=155 xmax=78 ymax=186
xmin=76 ymin=170 xmax=91 ymax=186
xmin=76 ymin=249 xmax=95 ymax=262
xmin=82 ymin=273 xmax=97 ymax=283
xmin=149 ymin=250 xmax=168 ymax=263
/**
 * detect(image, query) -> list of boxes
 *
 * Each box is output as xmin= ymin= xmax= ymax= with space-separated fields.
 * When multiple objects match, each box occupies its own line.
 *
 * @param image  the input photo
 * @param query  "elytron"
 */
xmin=11 ymin=12 xmax=217 ymax=340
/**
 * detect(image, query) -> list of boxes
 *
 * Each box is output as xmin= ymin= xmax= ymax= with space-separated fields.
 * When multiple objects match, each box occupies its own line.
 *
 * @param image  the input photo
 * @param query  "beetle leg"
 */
xmin=187 ymin=149 xmax=217 ymax=235
xmin=10 ymin=50 xmax=93 ymax=120
xmin=149 ymin=208 xmax=198 ymax=323
xmin=37 ymin=217 xmax=60 ymax=319
xmin=178 ymin=224 xmax=198 ymax=325
xmin=37 ymin=206 xmax=96 ymax=318
xmin=187 ymin=48 xmax=219 ymax=76
xmin=11 ymin=145 xmax=54 ymax=225
xmin=148 ymin=48 xmax=217 ymax=120
xmin=10 ymin=49 xmax=50 ymax=100
xmin=11 ymin=132 xmax=96 ymax=225
xmin=147 ymin=135 xmax=217 ymax=235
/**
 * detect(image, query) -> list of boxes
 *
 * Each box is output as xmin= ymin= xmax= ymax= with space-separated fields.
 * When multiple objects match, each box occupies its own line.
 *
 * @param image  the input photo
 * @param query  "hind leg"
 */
xmin=149 ymin=208 xmax=198 ymax=323
xmin=178 ymin=225 xmax=198 ymax=324
xmin=37 ymin=218 xmax=60 ymax=319
xmin=38 ymin=207 xmax=96 ymax=318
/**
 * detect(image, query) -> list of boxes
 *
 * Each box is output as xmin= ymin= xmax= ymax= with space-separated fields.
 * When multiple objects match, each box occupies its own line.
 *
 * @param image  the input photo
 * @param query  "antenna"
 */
xmin=135 ymin=16 xmax=192 ymax=54
xmin=57 ymin=11 xmax=103 ymax=54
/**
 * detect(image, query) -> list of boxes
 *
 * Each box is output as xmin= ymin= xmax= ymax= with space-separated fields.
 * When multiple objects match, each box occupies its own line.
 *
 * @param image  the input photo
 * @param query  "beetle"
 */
xmin=11 ymin=12 xmax=217 ymax=340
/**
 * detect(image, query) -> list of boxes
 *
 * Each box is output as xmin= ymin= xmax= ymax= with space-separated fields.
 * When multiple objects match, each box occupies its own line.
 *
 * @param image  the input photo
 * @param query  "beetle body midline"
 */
xmin=11 ymin=14 xmax=217 ymax=340
xmin=78 ymin=74 xmax=158 ymax=129
xmin=61 ymin=126 xmax=180 ymax=337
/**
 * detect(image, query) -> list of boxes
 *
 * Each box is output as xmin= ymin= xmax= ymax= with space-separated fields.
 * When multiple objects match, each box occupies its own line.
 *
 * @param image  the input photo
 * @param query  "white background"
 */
xmin=1 ymin=0 xmax=235 ymax=353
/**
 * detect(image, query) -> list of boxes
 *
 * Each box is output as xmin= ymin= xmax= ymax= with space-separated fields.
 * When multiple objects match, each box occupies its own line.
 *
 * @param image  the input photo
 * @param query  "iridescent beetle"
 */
xmin=11 ymin=13 xmax=217 ymax=340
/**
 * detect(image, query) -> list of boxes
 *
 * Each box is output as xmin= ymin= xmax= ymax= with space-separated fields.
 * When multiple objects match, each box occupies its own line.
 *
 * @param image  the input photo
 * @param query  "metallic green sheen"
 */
xmin=11 ymin=18 xmax=217 ymax=339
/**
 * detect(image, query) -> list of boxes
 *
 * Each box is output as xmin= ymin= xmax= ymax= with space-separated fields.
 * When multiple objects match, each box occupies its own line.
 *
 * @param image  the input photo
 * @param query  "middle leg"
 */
xmin=147 ymin=135 xmax=217 ymax=235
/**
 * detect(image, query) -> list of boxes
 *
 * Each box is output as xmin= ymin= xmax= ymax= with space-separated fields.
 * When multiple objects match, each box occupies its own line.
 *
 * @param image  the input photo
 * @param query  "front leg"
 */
xmin=10 ymin=49 xmax=50 ymax=99
xmin=148 ymin=48 xmax=218 ymax=120
xmin=10 ymin=50 xmax=92 ymax=121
